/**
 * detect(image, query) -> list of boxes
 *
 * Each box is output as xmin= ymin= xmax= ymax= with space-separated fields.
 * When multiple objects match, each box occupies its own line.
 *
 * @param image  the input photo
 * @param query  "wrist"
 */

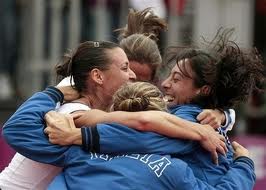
xmin=70 ymin=128 xmax=82 ymax=145
xmin=188 ymin=123 xmax=207 ymax=141
xmin=196 ymin=125 xmax=210 ymax=142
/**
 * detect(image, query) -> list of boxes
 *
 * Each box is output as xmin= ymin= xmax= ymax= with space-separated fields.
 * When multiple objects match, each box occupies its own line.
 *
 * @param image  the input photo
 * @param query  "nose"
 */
xmin=161 ymin=77 xmax=171 ymax=89
xmin=129 ymin=68 xmax=137 ymax=81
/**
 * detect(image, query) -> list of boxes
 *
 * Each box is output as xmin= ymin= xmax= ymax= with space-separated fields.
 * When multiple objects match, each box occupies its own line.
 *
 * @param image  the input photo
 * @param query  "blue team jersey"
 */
xmin=2 ymin=87 xmax=255 ymax=190
xmin=169 ymin=105 xmax=234 ymax=184
xmin=80 ymin=104 xmax=234 ymax=185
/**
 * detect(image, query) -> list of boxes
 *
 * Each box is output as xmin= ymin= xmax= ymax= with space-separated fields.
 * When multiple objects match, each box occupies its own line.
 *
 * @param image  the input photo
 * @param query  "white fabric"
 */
xmin=0 ymin=102 xmax=90 ymax=190
xmin=56 ymin=76 xmax=74 ymax=87
xmin=56 ymin=102 xmax=90 ymax=114
xmin=221 ymin=109 xmax=236 ymax=132
xmin=0 ymin=154 xmax=61 ymax=190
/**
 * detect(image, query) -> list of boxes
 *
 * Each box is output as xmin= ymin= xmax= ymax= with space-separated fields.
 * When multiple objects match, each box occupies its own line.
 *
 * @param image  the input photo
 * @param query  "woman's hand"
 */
xmin=232 ymin=141 xmax=250 ymax=159
xmin=197 ymin=109 xmax=225 ymax=129
xmin=44 ymin=111 xmax=81 ymax=145
xmin=198 ymin=124 xmax=227 ymax=165
xmin=72 ymin=109 xmax=108 ymax=128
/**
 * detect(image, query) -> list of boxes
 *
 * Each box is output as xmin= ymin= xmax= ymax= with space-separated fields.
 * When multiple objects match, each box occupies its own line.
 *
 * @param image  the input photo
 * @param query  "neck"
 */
xmin=79 ymin=92 xmax=111 ymax=111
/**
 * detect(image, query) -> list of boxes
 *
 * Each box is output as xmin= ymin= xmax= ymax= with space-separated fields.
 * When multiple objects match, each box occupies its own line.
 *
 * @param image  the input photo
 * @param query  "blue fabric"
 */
xmin=81 ymin=104 xmax=239 ymax=186
xmin=2 ymin=89 xmax=255 ymax=190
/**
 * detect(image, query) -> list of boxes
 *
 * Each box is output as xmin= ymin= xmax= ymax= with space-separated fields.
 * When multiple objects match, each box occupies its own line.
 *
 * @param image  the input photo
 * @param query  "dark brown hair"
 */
xmin=55 ymin=41 xmax=119 ymax=92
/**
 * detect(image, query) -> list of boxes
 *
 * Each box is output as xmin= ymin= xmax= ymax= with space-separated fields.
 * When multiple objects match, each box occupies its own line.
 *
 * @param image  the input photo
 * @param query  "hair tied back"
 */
xmin=94 ymin=42 xmax=100 ymax=47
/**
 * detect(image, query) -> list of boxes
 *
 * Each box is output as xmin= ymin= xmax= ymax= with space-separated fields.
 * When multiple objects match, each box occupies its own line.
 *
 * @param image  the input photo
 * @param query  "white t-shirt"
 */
xmin=0 ymin=102 xmax=90 ymax=190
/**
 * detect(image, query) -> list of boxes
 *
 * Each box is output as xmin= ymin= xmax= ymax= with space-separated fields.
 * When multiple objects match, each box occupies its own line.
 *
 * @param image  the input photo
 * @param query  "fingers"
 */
xmin=211 ymin=151 xmax=219 ymax=165
xmin=200 ymin=117 xmax=219 ymax=128
xmin=208 ymin=121 xmax=220 ymax=129
xmin=45 ymin=111 xmax=63 ymax=125
xmin=44 ymin=111 xmax=56 ymax=122
xmin=71 ymin=112 xmax=85 ymax=120
xmin=197 ymin=110 xmax=209 ymax=121
xmin=217 ymin=143 xmax=227 ymax=156
xmin=43 ymin=126 xmax=54 ymax=135
xmin=232 ymin=141 xmax=242 ymax=151
xmin=43 ymin=126 xmax=50 ymax=135
xmin=66 ymin=114 xmax=76 ymax=129
xmin=198 ymin=111 xmax=217 ymax=126
xmin=217 ymin=135 xmax=227 ymax=155
xmin=198 ymin=109 xmax=222 ymax=129
xmin=219 ymin=135 xmax=225 ymax=142
xmin=200 ymin=117 xmax=213 ymax=125
xmin=232 ymin=141 xmax=249 ymax=159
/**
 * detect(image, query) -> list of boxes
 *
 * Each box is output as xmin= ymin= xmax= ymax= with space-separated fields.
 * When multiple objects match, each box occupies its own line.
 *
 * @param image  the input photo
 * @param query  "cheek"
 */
xmin=120 ymin=72 xmax=130 ymax=82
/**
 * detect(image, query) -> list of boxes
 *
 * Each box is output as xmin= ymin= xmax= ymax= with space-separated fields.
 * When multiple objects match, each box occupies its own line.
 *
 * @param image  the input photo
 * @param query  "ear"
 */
xmin=200 ymin=85 xmax=211 ymax=96
xmin=90 ymin=68 xmax=104 ymax=85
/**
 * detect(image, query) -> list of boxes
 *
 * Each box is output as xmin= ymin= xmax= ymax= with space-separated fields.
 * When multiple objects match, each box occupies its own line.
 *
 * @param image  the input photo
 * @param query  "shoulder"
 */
xmin=56 ymin=102 xmax=91 ymax=114
xmin=170 ymin=105 xmax=202 ymax=122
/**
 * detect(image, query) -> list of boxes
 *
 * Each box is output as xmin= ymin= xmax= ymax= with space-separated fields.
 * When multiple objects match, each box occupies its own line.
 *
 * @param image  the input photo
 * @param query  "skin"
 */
xmin=161 ymin=59 xmax=202 ymax=106
xmin=129 ymin=60 xmax=154 ymax=82
xmin=102 ymin=48 xmax=136 ymax=99
xmin=45 ymin=79 xmax=228 ymax=164
xmin=44 ymin=109 xmax=227 ymax=164
xmin=45 ymin=56 xmax=228 ymax=163
xmin=44 ymin=112 xmax=250 ymax=160
xmin=130 ymin=59 xmax=225 ymax=126
xmin=72 ymin=47 xmax=136 ymax=110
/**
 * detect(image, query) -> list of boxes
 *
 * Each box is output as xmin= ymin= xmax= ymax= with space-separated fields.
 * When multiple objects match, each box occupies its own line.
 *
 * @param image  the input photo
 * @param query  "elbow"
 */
xmin=2 ymin=125 xmax=13 ymax=146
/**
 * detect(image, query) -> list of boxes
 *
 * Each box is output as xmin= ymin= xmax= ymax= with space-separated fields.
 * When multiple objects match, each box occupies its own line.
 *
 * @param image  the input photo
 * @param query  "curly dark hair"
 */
xmin=164 ymin=29 xmax=266 ymax=109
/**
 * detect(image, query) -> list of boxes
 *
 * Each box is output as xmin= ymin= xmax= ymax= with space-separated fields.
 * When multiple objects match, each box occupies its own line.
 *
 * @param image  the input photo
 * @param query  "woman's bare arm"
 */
xmin=45 ymin=109 xmax=226 ymax=164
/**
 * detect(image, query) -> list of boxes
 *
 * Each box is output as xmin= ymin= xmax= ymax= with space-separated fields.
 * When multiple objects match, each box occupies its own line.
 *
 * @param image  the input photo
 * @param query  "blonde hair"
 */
xmin=112 ymin=82 xmax=167 ymax=112
xmin=115 ymin=8 xmax=168 ymax=81
xmin=115 ymin=8 xmax=167 ymax=41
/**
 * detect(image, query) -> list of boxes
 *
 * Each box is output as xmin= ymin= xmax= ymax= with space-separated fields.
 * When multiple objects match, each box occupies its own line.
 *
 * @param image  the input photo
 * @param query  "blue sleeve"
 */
xmin=214 ymin=156 xmax=256 ymax=190
xmin=2 ymin=87 xmax=70 ymax=167
xmin=81 ymin=106 xmax=201 ymax=155
xmin=81 ymin=123 xmax=198 ymax=155
xmin=171 ymin=105 xmax=201 ymax=123
xmin=170 ymin=156 xmax=255 ymax=190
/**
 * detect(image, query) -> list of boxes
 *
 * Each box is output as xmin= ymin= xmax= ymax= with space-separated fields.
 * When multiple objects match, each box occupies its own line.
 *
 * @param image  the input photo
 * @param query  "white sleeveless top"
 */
xmin=0 ymin=102 xmax=90 ymax=190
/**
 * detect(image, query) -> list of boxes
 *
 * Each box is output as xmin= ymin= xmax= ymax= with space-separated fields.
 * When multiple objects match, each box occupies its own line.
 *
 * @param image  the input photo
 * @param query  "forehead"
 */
xmin=129 ymin=61 xmax=153 ymax=81
xmin=171 ymin=59 xmax=193 ymax=77
xmin=107 ymin=47 xmax=129 ymax=66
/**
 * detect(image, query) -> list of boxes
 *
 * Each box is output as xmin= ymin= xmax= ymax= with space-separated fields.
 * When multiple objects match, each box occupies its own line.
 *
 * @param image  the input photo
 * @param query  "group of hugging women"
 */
xmin=0 ymin=8 xmax=266 ymax=190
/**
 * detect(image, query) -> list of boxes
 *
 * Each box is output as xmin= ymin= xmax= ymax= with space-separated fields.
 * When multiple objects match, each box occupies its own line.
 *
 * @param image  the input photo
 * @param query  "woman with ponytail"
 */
xmin=0 ymin=40 xmax=136 ymax=189
xmin=1 ymin=38 xmax=227 ymax=189
xmin=117 ymin=8 xmax=232 ymax=133
xmin=44 ymin=29 xmax=263 ymax=188
xmin=116 ymin=8 xmax=167 ymax=82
